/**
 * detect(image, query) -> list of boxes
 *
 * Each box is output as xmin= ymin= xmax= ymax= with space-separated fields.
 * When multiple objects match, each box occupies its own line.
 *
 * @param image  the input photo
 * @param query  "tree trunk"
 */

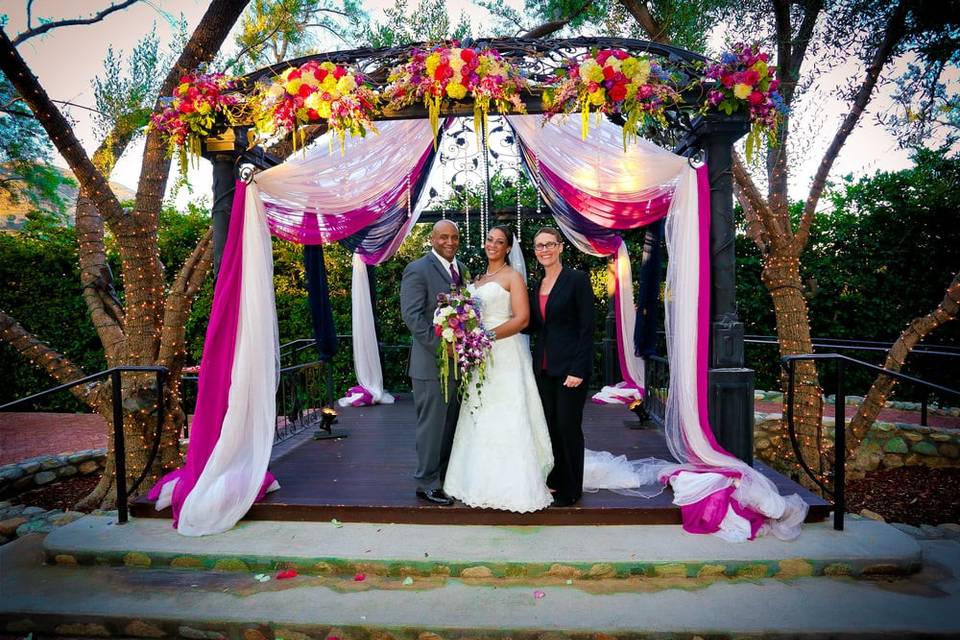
xmin=762 ymin=252 xmax=825 ymax=484
xmin=846 ymin=272 xmax=960 ymax=458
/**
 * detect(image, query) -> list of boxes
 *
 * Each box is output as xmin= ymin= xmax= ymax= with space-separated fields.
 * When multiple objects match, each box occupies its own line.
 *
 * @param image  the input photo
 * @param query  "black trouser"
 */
xmin=536 ymin=371 xmax=588 ymax=503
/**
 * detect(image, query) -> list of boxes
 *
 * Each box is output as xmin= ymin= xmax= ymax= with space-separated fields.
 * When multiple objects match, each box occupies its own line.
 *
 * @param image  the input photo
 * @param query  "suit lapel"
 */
xmin=427 ymin=252 xmax=452 ymax=285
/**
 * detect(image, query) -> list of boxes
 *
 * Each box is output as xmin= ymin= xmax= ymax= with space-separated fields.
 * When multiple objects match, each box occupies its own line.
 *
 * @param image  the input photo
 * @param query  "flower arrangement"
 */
xmin=252 ymin=60 xmax=379 ymax=151
xmin=384 ymin=43 xmax=528 ymax=143
xmin=151 ymin=72 xmax=240 ymax=173
xmin=703 ymin=43 xmax=787 ymax=160
xmin=432 ymin=288 xmax=493 ymax=402
xmin=543 ymin=49 xmax=680 ymax=149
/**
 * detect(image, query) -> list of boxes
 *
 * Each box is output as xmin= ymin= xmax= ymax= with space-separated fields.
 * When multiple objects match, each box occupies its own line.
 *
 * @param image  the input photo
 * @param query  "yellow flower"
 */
xmin=588 ymin=88 xmax=606 ymax=106
xmin=177 ymin=82 xmax=191 ymax=96
xmin=621 ymin=57 xmax=639 ymax=78
xmin=635 ymin=58 xmax=650 ymax=85
xmin=285 ymin=79 xmax=302 ymax=95
xmin=196 ymin=102 xmax=211 ymax=115
xmin=320 ymin=62 xmax=336 ymax=74
xmin=751 ymin=60 xmax=768 ymax=77
xmin=734 ymin=83 xmax=752 ymax=99
xmin=322 ymin=75 xmax=337 ymax=92
xmin=267 ymin=84 xmax=285 ymax=100
xmin=449 ymin=55 xmax=466 ymax=73
xmin=588 ymin=64 xmax=604 ymax=83
xmin=304 ymin=92 xmax=323 ymax=111
xmin=606 ymin=58 xmax=621 ymax=72
xmin=336 ymin=75 xmax=357 ymax=94
xmin=579 ymin=59 xmax=600 ymax=83
xmin=280 ymin=68 xmax=295 ymax=82
xmin=317 ymin=100 xmax=331 ymax=119
xmin=425 ymin=53 xmax=441 ymax=77
xmin=446 ymin=82 xmax=468 ymax=99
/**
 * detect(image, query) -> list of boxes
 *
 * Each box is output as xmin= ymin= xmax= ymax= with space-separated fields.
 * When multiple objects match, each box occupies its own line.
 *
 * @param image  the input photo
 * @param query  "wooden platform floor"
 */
xmin=132 ymin=394 xmax=830 ymax=525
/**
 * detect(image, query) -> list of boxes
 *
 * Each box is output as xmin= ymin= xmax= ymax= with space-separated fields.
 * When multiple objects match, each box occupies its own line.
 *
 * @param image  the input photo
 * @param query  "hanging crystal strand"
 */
xmin=462 ymin=126 xmax=470 ymax=247
xmin=406 ymin=171 xmax=412 ymax=219
xmin=481 ymin=117 xmax=490 ymax=238
xmin=515 ymin=136 xmax=522 ymax=238
xmin=438 ymin=139 xmax=446 ymax=219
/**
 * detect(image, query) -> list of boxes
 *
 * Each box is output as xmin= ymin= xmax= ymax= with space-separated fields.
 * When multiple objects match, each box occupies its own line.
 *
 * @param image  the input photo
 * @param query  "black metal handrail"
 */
xmin=0 ymin=366 xmax=168 ymax=524
xmin=782 ymin=353 xmax=960 ymax=531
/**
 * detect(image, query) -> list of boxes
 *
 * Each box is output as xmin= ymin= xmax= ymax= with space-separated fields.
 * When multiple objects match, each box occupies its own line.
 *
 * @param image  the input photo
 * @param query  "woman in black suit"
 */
xmin=527 ymin=227 xmax=595 ymax=507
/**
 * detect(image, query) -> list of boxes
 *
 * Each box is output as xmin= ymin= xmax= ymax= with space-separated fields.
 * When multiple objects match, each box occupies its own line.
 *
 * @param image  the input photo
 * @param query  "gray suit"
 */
xmin=400 ymin=252 xmax=465 ymax=492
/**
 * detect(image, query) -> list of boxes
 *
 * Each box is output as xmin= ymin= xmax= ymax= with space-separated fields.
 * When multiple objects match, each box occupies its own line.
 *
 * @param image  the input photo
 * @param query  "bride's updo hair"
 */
xmin=489 ymin=225 xmax=514 ymax=264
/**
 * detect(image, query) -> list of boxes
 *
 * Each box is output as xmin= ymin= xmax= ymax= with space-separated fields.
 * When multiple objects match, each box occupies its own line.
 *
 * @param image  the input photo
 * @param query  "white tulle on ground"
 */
xmin=443 ymin=282 xmax=554 ymax=513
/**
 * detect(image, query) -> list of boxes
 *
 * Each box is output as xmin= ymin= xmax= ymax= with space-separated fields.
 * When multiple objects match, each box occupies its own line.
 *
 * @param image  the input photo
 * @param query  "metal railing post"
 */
xmin=834 ymin=360 xmax=845 ymax=531
xmin=111 ymin=370 xmax=128 ymax=524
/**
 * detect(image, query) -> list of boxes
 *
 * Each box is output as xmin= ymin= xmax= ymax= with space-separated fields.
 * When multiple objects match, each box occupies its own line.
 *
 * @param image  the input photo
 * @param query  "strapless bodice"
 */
xmin=469 ymin=281 xmax=512 ymax=327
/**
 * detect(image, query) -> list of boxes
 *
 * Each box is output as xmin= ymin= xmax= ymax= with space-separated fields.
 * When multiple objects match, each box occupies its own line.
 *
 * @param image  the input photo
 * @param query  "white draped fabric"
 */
xmin=508 ymin=115 xmax=686 ymax=200
xmin=171 ymin=185 xmax=281 ymax=536
xmin=254 ymin=120 xmax=436 ymax=215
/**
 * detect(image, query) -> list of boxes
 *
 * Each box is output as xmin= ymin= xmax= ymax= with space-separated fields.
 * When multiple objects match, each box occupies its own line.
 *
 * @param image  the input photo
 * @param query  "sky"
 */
xmin=3 ymin=0 xmax=936 ymax=212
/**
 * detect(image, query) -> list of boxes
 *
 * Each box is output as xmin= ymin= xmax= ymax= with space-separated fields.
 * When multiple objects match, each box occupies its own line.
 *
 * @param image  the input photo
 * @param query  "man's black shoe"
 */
xmin=416 ymin=488 xmax=454 ymax=506
xmin=550 ymin=496 xmax=578 ymax=508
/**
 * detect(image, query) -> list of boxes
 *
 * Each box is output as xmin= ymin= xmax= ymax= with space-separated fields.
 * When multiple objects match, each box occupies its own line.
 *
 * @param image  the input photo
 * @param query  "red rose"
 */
xmin=178 ymin=101 xmax=195 ymax=114
xmin=744 ymin=70 xmax=760 ymax=86
xmin=461 ymin=48 xmax=476 ymax=63
xmin=333 ymin=66 xmax=346 ymax=79
xmin=608 ymin=84 xmax=627 ymax=102
xmin=638 ymin=84 xmax=653 ymax=99
xmin=596 ymin=50 xmax=612 ymax=65
xmin=611 ymin=50 xmax=629 ymax=60
xmin=307 ymin=108 xmax=320 ymax=120
xmin=435 ymin=63 xmax=453 ymax=81
xmin=603 ymin=66 xmax=615 ymax=80
xmin=748 ymin=91 xmax=764 ymax=105
xmin=299 ymin=84 xmax=313 ymax=98
xmin=317 ymin=68 xmax=328 ymax=81
xmin=288 ymin=69 xmax=301 ymax=80
xmin=721 ymin=73 xmax=735 ymax=88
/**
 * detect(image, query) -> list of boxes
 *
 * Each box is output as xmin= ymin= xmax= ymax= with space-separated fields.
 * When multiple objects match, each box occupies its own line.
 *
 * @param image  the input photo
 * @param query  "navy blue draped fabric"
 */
xmin=634 ymin=218 xmax=664 ymax=357
xmin=304 ymin=244 xmax=338 ymax=362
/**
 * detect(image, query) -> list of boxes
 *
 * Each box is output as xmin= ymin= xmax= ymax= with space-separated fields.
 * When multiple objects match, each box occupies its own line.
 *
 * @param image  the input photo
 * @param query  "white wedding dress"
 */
xmin=443 ymin=281 xmax=555 ymax=513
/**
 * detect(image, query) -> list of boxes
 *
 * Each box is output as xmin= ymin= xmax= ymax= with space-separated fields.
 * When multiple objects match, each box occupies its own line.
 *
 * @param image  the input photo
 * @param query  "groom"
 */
xmin=400 ymin=220 xmax=467 ymax=505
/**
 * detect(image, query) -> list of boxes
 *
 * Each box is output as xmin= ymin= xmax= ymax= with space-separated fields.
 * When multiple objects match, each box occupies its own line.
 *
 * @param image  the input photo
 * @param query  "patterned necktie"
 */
xmin=449 ymin=263 xmax=461 ymax=286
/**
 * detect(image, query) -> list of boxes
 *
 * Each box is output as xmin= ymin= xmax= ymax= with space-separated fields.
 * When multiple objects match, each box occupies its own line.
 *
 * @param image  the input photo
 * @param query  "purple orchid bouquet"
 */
xmin=433 ymin=288 xmax=493 ymax=402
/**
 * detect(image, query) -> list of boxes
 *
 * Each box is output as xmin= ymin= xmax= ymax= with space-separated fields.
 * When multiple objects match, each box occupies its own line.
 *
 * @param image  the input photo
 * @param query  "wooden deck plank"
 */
xmin=132 ymin=394 xmax=830 ymax=525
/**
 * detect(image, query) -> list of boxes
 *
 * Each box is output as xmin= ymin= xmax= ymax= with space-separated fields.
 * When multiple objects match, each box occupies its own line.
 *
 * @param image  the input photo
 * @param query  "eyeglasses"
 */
xmin=534 ymin=241 xmax=561 ymax=251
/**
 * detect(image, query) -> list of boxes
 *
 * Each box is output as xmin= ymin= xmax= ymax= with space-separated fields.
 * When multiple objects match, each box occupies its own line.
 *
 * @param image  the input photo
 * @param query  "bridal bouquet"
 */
xmin=433 ymin=289 xmax=493 ymax=401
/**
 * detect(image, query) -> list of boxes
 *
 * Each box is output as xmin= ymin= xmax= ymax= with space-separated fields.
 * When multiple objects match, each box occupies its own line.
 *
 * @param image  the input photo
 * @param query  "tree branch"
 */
xmin=618 ymin=0 xmax=669 ymax=43
xmin=846 ymin=271 xmax=960 ymax=458
xmin=0 ymin=29 xmax=127 ymax=228
xmin=124 ymin=0 xmax=250 ymax=362
xmin=733 ymin=151 xmax=783 ymax=249
xmin=522 ymin=0 xmax=595 ymax=38
xmin=157 ymin=228 xmax=213 ymax=370
xmin=794 ymin=1 xmax=909 ymax=252
xmin=12 ymin=0 xmax=141 ymax=46
xmin=0 ymin=310 xmax=93 ymax=407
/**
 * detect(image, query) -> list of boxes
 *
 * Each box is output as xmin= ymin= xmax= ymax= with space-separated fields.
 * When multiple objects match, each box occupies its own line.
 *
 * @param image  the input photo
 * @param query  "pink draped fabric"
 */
xmin=148 ymin=182 xmax=274 ymax=524
xmin=538 ymin=159 xmax=674 ymax=229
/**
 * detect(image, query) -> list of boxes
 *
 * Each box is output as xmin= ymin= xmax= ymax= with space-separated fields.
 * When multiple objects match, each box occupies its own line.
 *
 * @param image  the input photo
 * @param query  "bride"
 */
xmin=443 ymin=225 xmax=554 ymax=512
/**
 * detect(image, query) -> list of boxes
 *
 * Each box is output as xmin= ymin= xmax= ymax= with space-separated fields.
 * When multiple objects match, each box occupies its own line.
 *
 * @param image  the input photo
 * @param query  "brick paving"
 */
xmin=1 ymin=401 xmax=956 ymax=468
xmin=0 ymin=412 xmax=107 ymax=465
xmin=754 ymin=401 xmax=960 ymax=429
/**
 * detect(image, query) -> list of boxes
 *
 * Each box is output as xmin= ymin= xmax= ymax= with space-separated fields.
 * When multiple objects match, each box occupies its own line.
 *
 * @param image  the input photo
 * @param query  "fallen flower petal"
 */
xmin=276 ymin=569 xmax=298 ymax=579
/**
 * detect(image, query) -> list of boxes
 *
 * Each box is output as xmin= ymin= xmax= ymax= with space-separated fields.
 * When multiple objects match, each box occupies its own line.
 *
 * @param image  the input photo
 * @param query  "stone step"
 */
xmin=43 ymin=515 xmax=922 ymax=583
xmin=3 ymin=534 xmax=959 ymax=638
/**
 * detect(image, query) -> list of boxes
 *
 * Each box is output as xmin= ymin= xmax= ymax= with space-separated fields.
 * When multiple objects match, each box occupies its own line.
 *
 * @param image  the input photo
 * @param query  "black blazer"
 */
xmin=528 ymin=267 xmax=595 ymax=380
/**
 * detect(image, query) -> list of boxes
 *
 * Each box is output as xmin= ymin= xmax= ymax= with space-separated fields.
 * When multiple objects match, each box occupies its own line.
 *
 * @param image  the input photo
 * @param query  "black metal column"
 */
xmin=693 ymin=116 xmax=756 ymax=464
xmin=210 ymin=154 xmax=237 ymax=278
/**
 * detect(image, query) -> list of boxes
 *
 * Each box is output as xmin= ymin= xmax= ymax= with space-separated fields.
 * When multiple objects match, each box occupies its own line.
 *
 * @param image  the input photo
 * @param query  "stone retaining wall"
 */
xmin=0 ymin=449 xmax=106 ymax=499
xmin=754 ymin=389 xmax=960 ymax=417
xmin=754 ymin=414 xmax=960 ymax=477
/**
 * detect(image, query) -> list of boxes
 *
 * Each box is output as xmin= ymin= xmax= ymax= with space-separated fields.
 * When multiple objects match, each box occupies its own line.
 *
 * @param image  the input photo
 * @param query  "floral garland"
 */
xmin=151 ymin=72 xmax=239 ymax=174
xmin=543 ymin=49 xmax=680 ymax=149
xmin=703 ymin=43 xmax=787 ymax=160
xmin=253 ymin=60 xmax=379 ymax=151
xmin=384 ymin=43 xmax=527 ymax=144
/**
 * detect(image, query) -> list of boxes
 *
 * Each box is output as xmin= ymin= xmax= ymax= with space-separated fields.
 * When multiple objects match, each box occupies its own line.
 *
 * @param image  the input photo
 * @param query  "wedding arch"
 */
xmin=148 ymin=37 xmax=806 ymax=541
